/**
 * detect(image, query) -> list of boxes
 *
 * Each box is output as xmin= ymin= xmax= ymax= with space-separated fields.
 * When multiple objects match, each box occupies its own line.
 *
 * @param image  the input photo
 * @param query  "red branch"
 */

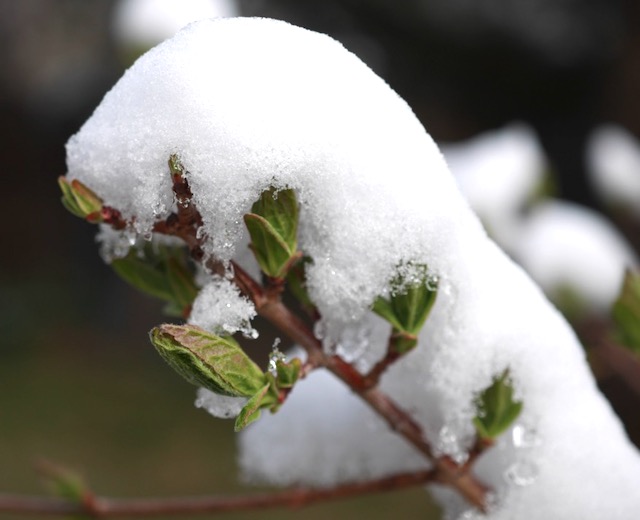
xmin=0 ymin=470 xmax=437 ymax=517
xmin=71 ymin=168 xmax=491 ymax=512
xmin=231 ymin=262 xmax=490 ymax=510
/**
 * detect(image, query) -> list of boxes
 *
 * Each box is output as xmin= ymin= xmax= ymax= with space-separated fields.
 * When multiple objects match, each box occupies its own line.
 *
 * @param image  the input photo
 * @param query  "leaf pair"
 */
xmin=111 ymin=245 xmax=198 ymax=316
xmin=473 ymin=370 xmax=523 ymax=440
xmin=372 ymin=265 xmax=438 ymax=354
xmin=244 ymin=187 xmax=300 ymax=280
xmin=58 ymin=177 xmax=103 ymax=221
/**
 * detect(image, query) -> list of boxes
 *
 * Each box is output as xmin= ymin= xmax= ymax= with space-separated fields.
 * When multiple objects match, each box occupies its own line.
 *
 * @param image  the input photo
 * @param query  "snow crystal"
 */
xmin=188 ymin=276 xmax=256 ymax=337
xmin=512 ymin=200 xmax=637 ymax=312
xmin=587 ymin=125 xmax=640 ymax=217
xmin=66 ymin=17 xmax=640 ymax=519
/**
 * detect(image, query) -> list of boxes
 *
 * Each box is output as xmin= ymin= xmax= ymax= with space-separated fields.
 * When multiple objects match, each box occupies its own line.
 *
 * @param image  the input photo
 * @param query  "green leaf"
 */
xmin=166 ymin=256 xmax=199 ymax=308
xmin=276 ymin=357 xmax=302 ymax=389
xmin=110 ymin=245 xmax=198 ymax=314
xmin=244 ymin=187 xmax=300 ymax=279
xmin=111 ymin=252 xmax=174 ymax=302
xmin=251 ymin=187 xmax=298 ymax=249
xmin=244 ymin=213 xmax=294 ymax=278
xmin=58 ymin=176 xmax=103 ymax=220
xmin=286 ymin=257 xmax=316 ymax=312
xmin=150 ymin=324 xmax=268 ymax=398
xmin=473 ymin=370 xmax=523 ymax=440
xmin=37 ymin=460 xmax=88 ymax=502
xmin=234 ymin=382 xmax=277 ymax=432
xmin=372 ymin=264 xmax=438 ymax=350
xmin=613 ymin=269 xmax=640 ymax=354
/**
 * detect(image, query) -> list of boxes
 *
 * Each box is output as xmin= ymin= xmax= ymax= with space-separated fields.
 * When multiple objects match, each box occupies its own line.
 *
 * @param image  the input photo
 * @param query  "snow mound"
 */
xmin=66 ymin=18 xmax=640 ymax=519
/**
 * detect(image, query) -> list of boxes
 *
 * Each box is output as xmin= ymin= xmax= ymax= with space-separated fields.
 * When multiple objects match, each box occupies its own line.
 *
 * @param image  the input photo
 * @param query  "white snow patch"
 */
xmin=188 ymin=276 xmax=257 ymax=337
xmin=513 ymin=200 xmax=637 ymax=312
xmin=195 ymin=387 xmax=246 ymax=419
xmin=66 ymin=18 xmax=640 ymax=519
xmin=587 ymin=125 xmax=640 ymax=217
xmin=441 ymin=124 xmax=546 ymax=248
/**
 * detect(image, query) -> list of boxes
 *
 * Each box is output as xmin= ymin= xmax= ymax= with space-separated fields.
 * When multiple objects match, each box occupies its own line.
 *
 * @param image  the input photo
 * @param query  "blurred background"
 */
xmin=1 ymin=0 xmax=639 ymax=518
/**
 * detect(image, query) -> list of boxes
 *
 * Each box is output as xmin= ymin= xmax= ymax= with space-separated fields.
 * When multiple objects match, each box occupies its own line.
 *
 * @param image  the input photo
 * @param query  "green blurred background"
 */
xmin=2 ymin=1 xmax=640 ymax=518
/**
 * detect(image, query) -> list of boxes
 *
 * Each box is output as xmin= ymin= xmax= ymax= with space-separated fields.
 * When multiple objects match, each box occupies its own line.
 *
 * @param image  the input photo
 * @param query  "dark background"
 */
xmin=1 ymin=1 xmax=639 ymax=518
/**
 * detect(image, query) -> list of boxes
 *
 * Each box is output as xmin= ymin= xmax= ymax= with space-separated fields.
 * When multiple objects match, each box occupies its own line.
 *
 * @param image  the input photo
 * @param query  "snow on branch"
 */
xmin=62 ymin=17 xmax=640 ymax=519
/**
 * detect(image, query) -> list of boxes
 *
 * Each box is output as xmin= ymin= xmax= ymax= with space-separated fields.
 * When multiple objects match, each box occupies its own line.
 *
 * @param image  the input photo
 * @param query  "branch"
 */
xmin=0 ymin=469 xmax=437 ymax=517
xmin=231 ymin=262 xmax=490 ymax=510
xmin=85 ymin=169 xmax=491 ymax=511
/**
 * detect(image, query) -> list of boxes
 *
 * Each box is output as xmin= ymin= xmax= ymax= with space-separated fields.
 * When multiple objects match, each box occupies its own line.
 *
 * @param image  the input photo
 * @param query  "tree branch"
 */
xmin=231 ymin=262 xmax=490 ymax=510
xmin=80 ymin=169 xmax=491 ymax=512
xmin=0 ymin=469 xmax=437 ymax=517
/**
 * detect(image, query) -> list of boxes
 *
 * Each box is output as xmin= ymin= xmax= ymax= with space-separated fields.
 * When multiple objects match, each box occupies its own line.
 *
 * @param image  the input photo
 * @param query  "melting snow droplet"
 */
xmin=268 ymin=341 xmax=285 ymax=375
xmin=243 ymin=327 xmax=259 ymax=340
xmin=512 ymin=424 xmax=542 ymax=449
xmin=505 ymin=459 xmax=539 ymax=487
xmin=124 ymin=226 xmax=138 ymax=246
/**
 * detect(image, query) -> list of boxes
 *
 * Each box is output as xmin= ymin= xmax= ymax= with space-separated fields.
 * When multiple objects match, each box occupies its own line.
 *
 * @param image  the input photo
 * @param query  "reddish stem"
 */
xmin=230 ymin=262 xmax=489 ymax=510
xmin=0 ymin=469 xmax=437 ymax=517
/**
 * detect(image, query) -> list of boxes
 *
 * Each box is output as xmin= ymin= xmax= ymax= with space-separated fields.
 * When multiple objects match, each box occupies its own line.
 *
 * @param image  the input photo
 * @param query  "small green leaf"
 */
xmin=372 ymin=264 xmax=438 ymax=353
xmin=251 ymin=187 xmax=298 ymax=249
xmin=150 ymin=324 xmax=268 ymax=398
xmin=37 ymin=460 xmax=88 ymax=502
xmin=613 ymin=269 xmax=640 ymax=354
xmin=244 ymin=213 xmax=294 ymax=278
xmin=473 ymin=370 xmax=523 ymax=440
xmin=234 ymin=382 xmax=277 ymax=432
xmin=110 ymin=245 xmax=198 ymax=315
xmin=58 ymin=176 xmax=103 ymax=220
xmin=168 ymin=154 xmax=185 ymax=177
xmin=276 ymin=357 xmax=302 ymax=389
xmin=286 ymin=257 xmax=316 ymax=312
xmin=166 ymin=256 xmax=199 ymax=308
xmin=244 ymin=187 xmax=300 ymax=279
xmin=111 ymin=252 xmax=174 ymax=302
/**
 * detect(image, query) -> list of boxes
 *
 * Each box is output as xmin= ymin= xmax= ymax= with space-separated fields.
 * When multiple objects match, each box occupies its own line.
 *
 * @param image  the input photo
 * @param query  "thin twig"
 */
xmin=0 ymin=469 xmax=437 ymax=517
xmin=230 ymin=262 xmax=490 ymax=510
xmin=78 ymin=170 xmax=491 ymax=511
xmin=363 ymin=335 xmax=405 ymax=388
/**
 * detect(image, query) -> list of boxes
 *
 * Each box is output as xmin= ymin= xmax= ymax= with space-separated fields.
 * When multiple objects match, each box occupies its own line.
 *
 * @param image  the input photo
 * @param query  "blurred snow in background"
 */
xmin=443 ymin=124 xmax=638 ymax=316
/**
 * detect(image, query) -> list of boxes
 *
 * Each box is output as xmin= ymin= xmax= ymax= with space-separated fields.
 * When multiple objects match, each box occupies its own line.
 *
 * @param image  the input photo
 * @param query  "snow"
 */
xmin=441 ymin=124 xmax=546 ymax=247
xmin=513 ymin=200 xmax=637 ymax=312
xmin=195 ymin=387 xmax=246 ymax=419
xmin=65 ymin=17 xmax=640 ymax=519
xmin=112 ymin=0 xmax=238 ymax=50
xmin=587 ymin=125 xmax=640 ymax=217
xmin=188 ymin=276 xmax=257 ymax=337
xmin=442 ymin=125 xmax=637 ymax=315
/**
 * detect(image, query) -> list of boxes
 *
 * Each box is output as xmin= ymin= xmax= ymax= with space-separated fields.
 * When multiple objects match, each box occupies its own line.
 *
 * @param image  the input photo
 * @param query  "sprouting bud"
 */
xmin=58 ymin=176 xmax=103 ymax=221
xmin=473 ymin=369 xmax=523 ymax=440
xmin=372 ymin=263 xmax=438 ymax=353
xmin=244 ymin=187 xmax=300 ymax=280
